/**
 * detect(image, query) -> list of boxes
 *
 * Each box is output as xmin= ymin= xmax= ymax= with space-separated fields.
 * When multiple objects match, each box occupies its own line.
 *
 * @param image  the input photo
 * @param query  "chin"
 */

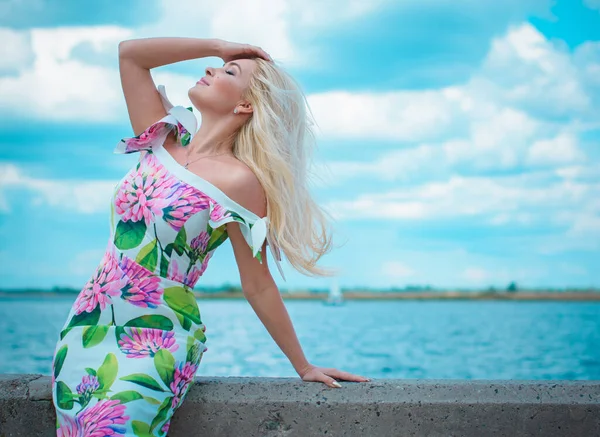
xmin=188 ymin=89 xmax=207 ymax=108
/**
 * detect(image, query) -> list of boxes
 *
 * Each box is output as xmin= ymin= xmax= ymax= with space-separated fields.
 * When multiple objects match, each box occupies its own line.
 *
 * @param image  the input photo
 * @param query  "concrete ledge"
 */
xmin=1 ymin=374 xmax=599 ymax=436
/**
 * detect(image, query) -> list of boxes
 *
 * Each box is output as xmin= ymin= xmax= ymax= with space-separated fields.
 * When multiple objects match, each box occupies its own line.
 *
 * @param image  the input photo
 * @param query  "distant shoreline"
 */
xmin=1 ymin=291 xmax=599 ymax=301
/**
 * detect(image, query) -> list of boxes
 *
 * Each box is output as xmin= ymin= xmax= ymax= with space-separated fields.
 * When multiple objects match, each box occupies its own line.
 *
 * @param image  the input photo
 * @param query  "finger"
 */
xmin=252 ymin=45 xmax=273 ymax=62
xmin=327 ymin=369 xmax=370 ymax=382
xmin=322 ymin=376 xmax=342 ymax=388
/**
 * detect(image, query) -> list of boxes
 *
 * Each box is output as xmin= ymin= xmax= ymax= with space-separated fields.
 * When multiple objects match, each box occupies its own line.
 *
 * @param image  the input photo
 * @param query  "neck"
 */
xmin=187 ymin=112 xmax=240 ymax=156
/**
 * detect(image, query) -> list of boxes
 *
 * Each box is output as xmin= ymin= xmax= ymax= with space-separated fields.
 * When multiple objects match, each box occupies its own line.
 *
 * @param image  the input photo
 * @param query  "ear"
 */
xmin=236 ymin=100 xmax=253 ymax=115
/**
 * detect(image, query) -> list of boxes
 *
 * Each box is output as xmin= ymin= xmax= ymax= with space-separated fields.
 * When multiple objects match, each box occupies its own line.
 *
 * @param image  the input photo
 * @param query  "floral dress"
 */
xmin=50 ymin=84 xmax=286 ymax=437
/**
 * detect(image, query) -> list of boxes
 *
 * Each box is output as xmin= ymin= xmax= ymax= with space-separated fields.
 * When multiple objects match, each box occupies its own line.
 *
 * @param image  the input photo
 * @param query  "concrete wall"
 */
xmin=1 ymin=374 xmax=598 ymax=436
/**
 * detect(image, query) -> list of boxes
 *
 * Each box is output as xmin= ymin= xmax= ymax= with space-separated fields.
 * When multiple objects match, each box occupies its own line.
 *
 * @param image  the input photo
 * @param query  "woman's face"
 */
xmin=188 ymin=58 xmax=257 ymax=116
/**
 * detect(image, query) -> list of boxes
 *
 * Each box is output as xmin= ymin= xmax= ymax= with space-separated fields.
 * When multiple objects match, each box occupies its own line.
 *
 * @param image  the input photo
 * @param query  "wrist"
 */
xmin=210 ymin=38 xmax=225 ymax=58
xmin=295 ymin=362 xmax=314 ymax=378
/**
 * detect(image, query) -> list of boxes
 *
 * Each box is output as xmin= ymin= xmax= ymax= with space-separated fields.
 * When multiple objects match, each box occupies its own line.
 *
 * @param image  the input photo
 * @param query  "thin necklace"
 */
xmin=184 ymin=150 xmax=232 ymax=169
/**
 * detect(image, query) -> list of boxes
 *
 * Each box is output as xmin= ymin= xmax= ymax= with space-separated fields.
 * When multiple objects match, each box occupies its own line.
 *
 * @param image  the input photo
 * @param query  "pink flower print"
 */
xmin=76 ymin=374 xmax=100 ymax=396
xmin=118 ymin=256 xmax=163 ymax=308
xmin=177 ymin=121 xmax=188 ymax=137
xmin=190 ymin=231 xmax=210 ymax=256
xmin=73 ymin=251 xmax=127 ymax=315
xmin=166 ymin=257 xmax=186 ymax=284
xmin=210 ymin=202 xmax=231 ymax=222
xmin=78 ymin=399 xmax=129 ymax=436
xmin=123 ymin=122 xmax=166 ymax=153
xmin=170 ymin=360 xmax=199 ymax=410
xmin=198 ymin=251 xmax=213 ymax=276
xmin=184 ymin=266 xmax=201 ymax=288
xmin=162 ymin=184 xmax=211 ymax=231
xmin=56 ymin=412 xmax=79 ymax=437
xmin=114 ymin=154 xmax=179 ymax=227
xmin=161 ymin=420 xmax=171 ymax=435
xmin=183 ymin=251 xmax=212 ymax=288
xmin=118 ymin=327 xmax=179 ymax=358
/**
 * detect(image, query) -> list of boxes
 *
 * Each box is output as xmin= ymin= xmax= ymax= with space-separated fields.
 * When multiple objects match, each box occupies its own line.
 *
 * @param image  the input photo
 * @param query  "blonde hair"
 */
xmin=231 ymin=58 xmax=340 ymax=278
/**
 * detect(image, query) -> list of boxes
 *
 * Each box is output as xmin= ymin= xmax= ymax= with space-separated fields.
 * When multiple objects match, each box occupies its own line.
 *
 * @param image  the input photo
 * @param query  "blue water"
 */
xmin=1 ymin=297 xmax=599 ymax=380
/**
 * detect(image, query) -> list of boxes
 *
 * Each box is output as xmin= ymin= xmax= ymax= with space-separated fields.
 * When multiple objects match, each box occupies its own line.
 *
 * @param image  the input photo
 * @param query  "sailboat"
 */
xmin=324 ymin=278 xmax=344 ymax=305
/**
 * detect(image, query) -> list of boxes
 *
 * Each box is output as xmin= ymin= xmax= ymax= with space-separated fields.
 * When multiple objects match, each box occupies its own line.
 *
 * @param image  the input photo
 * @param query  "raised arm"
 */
xmin=117 ymin=37 xmax=223 ymax=148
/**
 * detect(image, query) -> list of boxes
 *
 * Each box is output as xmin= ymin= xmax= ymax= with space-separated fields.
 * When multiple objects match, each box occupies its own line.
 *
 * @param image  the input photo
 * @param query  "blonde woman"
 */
xmin=50 ymin=37 xmax=370 ymax=436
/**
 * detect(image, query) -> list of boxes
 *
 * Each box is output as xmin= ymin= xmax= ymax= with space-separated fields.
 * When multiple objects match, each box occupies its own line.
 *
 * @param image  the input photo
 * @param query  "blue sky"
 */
xmin=0 ymin=0 xmax=598 ymax=291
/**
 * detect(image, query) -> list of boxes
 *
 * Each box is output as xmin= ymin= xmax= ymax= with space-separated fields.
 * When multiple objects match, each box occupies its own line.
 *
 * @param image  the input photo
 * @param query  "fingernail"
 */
xmin=332 ymin=381 xmax=342 ymax=388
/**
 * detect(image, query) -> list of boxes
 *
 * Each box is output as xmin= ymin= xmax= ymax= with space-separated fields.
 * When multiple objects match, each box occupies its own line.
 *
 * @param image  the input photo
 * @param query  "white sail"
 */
xmin=325 ymin=278 xmax=344 ymax=305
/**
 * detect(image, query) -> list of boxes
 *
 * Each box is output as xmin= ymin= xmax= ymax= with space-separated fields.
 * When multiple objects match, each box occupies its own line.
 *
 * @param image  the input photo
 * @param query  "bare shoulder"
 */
xmin=223 ymin=162 xmax=266 ymax=218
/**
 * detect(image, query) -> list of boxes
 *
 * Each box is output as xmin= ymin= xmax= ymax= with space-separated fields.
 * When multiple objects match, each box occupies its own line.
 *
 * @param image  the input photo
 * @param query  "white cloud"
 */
xmin=319 ymin=23 xmax=597 ymax=181
xmin=308 ymin=89 xmax=459 ymax=142
xmin=463 ymin=267 xmax=488 ymax=282
xmin=135 ymin=0 xmax=393 ymax=69
xmin=307 ymin=23 xmax=598 ymax=145
xmin=526 ymin=132 xmax=583 ymax=165
xmin=381 ymin=261 xmax=415 ymax=278
xmin=0 ymin=0 xmax=390 ymax=121
xmin=555 ymin=163 xmax=600 ymax=181
xmin=0 ymin=27 xmax=33 ymax=73
xmin=477 ymin=24 xmax=591 ymax=118
xmin=0 ymin=26 xmax=133 ymax=122
xmin=0 ymin=162 xmax=117 ymax=214
xmin=324 ymin=172 xmax=600 ymax=236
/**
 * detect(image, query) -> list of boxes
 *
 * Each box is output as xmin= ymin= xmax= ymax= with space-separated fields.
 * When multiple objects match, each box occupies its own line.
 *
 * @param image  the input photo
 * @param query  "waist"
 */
xmin=104 ymin=237 xmax=194 ymax=288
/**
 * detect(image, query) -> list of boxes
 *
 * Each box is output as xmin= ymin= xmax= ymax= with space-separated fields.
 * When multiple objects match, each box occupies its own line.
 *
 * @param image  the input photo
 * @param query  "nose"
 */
xmin=205 ymin=66 xmax=214 ymax=76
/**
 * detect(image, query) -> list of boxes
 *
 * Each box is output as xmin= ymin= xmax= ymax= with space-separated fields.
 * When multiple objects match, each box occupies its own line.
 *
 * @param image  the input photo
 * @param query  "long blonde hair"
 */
xmin=231 ymin=58 xmax=340 ymax=278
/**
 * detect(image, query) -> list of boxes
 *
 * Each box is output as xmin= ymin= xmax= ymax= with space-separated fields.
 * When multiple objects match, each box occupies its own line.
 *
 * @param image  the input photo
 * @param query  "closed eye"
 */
xmin=226 ymin=69 xmax=234 ymax=75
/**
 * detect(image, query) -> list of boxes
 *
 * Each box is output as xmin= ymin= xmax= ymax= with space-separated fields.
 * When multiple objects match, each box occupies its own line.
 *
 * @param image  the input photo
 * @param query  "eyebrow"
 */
xmin=223 ymin=61 xmax=242 ymax=74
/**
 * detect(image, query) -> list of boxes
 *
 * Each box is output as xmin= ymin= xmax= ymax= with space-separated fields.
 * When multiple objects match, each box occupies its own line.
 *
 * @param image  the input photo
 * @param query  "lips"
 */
xmin=197 ymin=77 xmax=209 ymax=86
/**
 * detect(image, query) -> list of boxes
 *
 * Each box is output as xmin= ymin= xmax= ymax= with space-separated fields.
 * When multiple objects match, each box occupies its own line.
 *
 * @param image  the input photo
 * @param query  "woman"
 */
xmin=50 ymin=37 xmax=369 ymax=436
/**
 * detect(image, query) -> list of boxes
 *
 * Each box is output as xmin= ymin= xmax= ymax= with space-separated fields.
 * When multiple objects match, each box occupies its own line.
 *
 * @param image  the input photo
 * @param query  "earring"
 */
xmin=233 ymin=108 xmax=238 ymax=114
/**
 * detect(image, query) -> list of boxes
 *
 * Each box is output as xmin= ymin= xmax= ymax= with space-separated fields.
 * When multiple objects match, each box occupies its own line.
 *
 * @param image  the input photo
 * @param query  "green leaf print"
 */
xmin=115 ymin=326 xmax=126 ymax=345
xmin=150 ymin=396 xmax=174 ymax=433
xmin=186 ymin=336 xmax=198 ymax=363
xmin=110 ymin=390 xmax=144 ymax=404
xmin=63 ymin=305 xmax=101 ymax=338
xmin=164 ymin=286 xmax=201 ymax=324
xmin=181 ymin=131 xmax=191 ymax=147
xmin=174 ymin=311 xmax=192 ymax=331
xmin=154 ymin=349 xmax=175 ymax=388
xmin=193 ymin=327 xmax=206 ymax=344
xmin=142 ymin=395 xmax=162 ymax=405
xmin=96 ymin=353 xmax=118 ymax=391
xmin=82 ymin=324 xmax=109 ymax=348
xmin=120 ymin=373 xmax=166 ymax=392
xmin=132 ymin=420 xmax=154 ymax=437
xmin=206 ymin=226 xmax=229 ymax=252
xmin=173 ymin=226 xmax=187 ymax=256
xmin=85 ymin=367 xmax=97 ymax=376
xmin=160 ymin=253 xmax=169 ymax=277
xmin=114 ymin=219 xmax=147 ymax=250
xmin=124 ymin=315 xmax=174 ymax=331
xmin=59 ymin=328 xmax=71 ymax=341
xmin=53 ymin=345 xmax=68 ymax=379
xmin=164 ymin=243 xmax=174 ymax=257
xmin=56 ymin=381 xmax=74 ymax=410
xmin=136 ymin=238 xmax=158 ymax=272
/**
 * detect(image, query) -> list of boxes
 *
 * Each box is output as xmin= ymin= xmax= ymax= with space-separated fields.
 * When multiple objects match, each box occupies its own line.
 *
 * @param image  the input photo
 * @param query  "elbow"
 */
xmin=118 ymin=40 xmax=131 ymax=57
